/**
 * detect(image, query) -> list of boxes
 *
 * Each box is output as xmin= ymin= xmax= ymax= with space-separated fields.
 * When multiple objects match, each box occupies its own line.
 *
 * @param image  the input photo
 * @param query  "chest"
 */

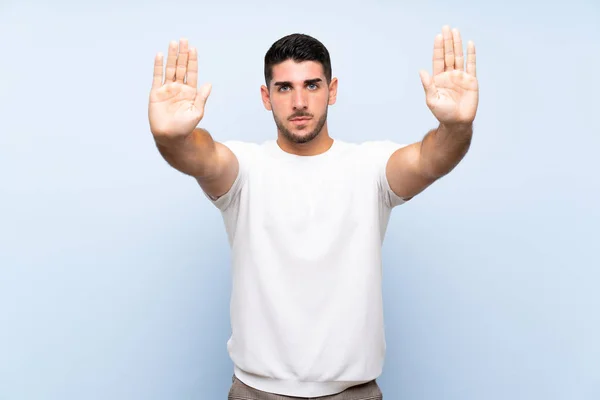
xmin=245 ymin=160 xmax=377 ymax=232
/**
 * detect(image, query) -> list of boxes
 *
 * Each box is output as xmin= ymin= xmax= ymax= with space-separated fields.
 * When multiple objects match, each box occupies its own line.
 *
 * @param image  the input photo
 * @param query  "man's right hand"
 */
xmin=148 ymin=38 xmax=240 ymax=200
xmin=148 ymin=38 xmax=212 ymax=143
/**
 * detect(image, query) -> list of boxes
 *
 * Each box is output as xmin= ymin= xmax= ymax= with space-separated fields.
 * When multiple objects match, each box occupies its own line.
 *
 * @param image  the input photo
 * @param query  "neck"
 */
xmin=276 ymin=124 xmax=334 ymax=156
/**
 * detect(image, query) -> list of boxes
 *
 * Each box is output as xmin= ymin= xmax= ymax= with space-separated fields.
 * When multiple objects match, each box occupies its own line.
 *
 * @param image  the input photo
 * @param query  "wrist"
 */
xmin=439 ymin=121 xmax=473 ymax=133
xmin=153 ymin=129 xmax=196 ymax=148
xmin=438 ymin=122 xmax=474 ymax=140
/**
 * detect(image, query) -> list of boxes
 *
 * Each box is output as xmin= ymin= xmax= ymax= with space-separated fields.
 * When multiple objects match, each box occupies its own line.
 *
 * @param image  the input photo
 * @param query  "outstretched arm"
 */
xmin=149 ymin=39 xmax=239 ymax=199
xmin=386 ymin=26 xmax=478 ymax=200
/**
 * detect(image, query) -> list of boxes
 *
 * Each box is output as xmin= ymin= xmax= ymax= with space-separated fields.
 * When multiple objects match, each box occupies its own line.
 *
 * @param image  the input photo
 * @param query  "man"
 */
xmin=148 ymin=26 xmax=478 ymax=399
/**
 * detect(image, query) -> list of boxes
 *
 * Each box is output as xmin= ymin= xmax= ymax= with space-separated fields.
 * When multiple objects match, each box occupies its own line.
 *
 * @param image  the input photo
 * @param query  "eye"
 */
xmin=278 ymin=85 xmax=291 ymax=92
xmin=307 ymin=83 xmax=319 ymax=90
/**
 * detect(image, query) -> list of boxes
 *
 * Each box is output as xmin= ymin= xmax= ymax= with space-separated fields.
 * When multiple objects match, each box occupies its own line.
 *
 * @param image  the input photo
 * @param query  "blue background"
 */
xmin=1 ymin=0 xmax=598 ymax=398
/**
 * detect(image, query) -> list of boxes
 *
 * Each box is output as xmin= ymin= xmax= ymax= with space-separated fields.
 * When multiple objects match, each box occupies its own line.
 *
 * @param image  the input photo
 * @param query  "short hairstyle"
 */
xmin=264 ymin=33 xmax=332 ymax=87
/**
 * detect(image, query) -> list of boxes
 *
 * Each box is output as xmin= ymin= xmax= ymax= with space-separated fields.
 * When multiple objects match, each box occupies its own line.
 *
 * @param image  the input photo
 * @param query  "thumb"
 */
xmin=194 ymin=83 xmax=212 ymax=111
xmin=419 ymin=70 xmax=436 ymax=96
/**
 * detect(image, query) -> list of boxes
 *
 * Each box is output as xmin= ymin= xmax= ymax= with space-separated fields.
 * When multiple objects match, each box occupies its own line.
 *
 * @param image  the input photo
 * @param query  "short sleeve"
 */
xmin=363 ymin=140 xmax=409 ymax=209
xmin=202 ymin=140 xmax=256 ymax=212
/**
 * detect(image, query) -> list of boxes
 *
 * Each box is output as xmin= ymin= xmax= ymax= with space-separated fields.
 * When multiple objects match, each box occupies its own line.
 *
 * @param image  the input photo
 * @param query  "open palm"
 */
xmin=419 ymin=26 xmax=479 ymax=125
xmin=149 ymin=39 xmax=211 ymax=140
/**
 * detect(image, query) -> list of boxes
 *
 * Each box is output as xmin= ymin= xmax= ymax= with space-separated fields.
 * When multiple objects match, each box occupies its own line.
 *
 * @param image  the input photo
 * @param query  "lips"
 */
xmin=290 ymin=118 xmax=311 ymax=127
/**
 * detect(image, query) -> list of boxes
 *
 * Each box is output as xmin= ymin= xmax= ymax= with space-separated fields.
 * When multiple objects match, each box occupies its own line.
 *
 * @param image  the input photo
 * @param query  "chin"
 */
xmin=291 ymin=127 xmax=310 ymax=136
xmin=275 ymin=113 xmax=325 ymax=144
xmin=288 ymin=131 xmax=320 ymax=144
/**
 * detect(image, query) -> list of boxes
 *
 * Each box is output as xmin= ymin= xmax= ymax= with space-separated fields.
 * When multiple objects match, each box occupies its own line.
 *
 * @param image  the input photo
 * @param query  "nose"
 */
xmin=292 ymin=89 xmax=308 ymax=110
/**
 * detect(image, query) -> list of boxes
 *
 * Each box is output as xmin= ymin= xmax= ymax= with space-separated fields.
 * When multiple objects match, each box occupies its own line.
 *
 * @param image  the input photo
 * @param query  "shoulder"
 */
xmin=220 ymin=140 xmax=262 ymax=153
xmin=334 ymin=140 xmax=408 ymax=165
xmin=357 ymin=140 xmax=409 ymax=157
xmin=219 ymin=140 xmax=267 ymax=164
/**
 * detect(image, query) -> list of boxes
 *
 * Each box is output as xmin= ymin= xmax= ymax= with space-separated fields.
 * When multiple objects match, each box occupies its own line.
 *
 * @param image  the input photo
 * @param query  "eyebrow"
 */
xmin=273 ymin=78 xmax=323 ymax=87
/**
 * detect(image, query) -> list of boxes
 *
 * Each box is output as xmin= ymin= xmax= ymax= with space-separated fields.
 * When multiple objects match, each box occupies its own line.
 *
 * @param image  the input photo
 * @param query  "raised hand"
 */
xmin=419 ymin=26 xmax=478 ymax=126
xmin=148 ymin=38 xmax=212 ymax=141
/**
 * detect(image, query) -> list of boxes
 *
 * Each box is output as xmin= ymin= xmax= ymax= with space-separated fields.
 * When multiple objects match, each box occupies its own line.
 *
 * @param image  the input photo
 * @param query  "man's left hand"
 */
xmin=419 ymin=26 xmax=479 ymax=126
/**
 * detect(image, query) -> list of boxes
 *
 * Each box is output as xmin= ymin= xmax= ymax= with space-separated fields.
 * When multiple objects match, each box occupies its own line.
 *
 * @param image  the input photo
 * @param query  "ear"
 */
xmin=328 ymin=77 xmax=338 ymax=105
xmin=260 ymin=85 xmax=272 ymax=111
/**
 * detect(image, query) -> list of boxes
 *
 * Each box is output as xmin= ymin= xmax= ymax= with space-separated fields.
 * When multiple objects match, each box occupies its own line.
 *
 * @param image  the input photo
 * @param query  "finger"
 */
xmin=442 ymin=25 xmax=454 ymax=71
xmin=419 ymin=70 xmax=432 ymax=93
xmin=432 ymin=34 xmax=444 ymax=76
xmin=152 ymin=52 xmax=164 ymax=90
xmin=466 ymin=40 xmax=476 ymax=77
xmin=187 ymin=47 xmax=198 ymax=87
xmin=165 ymin=41 xmax=178 ymax=82
xmin=419 ymin=70 xmax=437 ymax=104
xmin=452 ymin=28 xmax=464 ymax=71
xmin=194 ymin=83 xmax=212 ymax=111
xmin=175 ymin=38 xmax=189 ymax=83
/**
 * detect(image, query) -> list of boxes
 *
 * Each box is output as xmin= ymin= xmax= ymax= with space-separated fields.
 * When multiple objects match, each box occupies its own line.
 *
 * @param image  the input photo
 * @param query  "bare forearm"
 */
xmin=418 ymin=122 xmax=473 ymax=179
xmin=155 ymin=128 xmax=218 ymax=178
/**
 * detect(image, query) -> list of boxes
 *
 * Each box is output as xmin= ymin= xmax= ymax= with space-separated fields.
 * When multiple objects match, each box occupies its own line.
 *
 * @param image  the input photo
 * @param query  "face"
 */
xmin=261 ymin=60 xmax=337 ymax=144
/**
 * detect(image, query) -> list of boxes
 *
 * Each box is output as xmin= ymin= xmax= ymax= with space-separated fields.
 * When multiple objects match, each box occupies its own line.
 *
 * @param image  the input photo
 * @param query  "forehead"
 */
xmin=271 ymin=60 xmax=325 ymax=83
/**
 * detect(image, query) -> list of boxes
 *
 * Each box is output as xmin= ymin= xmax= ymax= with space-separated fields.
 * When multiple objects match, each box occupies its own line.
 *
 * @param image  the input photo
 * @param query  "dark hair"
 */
xmin=264 ymin=33 xmax=332 ymax=87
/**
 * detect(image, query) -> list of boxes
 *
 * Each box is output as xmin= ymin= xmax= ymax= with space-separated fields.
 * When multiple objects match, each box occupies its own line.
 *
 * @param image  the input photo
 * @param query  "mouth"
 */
xmin=289 ymin=117 xmax=312 ymax=125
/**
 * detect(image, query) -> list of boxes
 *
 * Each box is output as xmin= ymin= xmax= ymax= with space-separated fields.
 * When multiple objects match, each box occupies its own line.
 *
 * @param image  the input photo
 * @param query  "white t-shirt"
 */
xmin=203 ymin=138 xmax=407 ymax=397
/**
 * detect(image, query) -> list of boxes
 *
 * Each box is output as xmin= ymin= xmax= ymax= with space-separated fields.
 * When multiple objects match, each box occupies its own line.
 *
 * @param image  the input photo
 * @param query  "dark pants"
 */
xmin=228 ymin=375 xmax=383 ymax=400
